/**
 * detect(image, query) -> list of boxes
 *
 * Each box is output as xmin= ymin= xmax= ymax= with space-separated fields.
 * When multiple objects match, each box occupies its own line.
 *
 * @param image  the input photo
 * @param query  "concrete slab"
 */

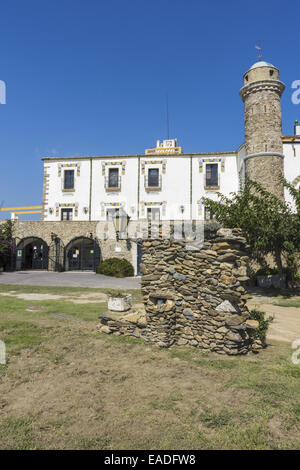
xmin=0 ymin=271 xmax=141 ymax=290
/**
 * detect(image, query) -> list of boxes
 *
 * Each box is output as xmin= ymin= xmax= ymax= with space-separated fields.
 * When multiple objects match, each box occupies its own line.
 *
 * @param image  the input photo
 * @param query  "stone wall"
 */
xmin=11 ymin=220 xmax=136 ymax=271
xmin=243 ymin=88 xmax=284 ymax=200
xmin=240 ymin=65 xmax=285 ymax=200
xmin=139 ymin=224 xmax=262 ymax=354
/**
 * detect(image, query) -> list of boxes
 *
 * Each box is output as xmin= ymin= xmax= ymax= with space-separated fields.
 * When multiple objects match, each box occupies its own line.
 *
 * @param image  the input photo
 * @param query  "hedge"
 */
xmin=96 ymin=257 xmax=134 ymax=278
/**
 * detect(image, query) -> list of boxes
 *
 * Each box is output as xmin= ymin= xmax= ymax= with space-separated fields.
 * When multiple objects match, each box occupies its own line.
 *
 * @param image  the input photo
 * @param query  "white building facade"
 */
xmin=42 ymin=131 xmax=300 ymax=224
xmin=9 ymin=59 xmax=300 ymax=274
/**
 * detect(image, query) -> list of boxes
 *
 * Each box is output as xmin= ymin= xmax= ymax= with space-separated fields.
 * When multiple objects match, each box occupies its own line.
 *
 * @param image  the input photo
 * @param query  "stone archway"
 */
xmin=16 ymin=237 xmax=49 ymax=270
xmin=65 ymin=237 xmax=101 ymax=271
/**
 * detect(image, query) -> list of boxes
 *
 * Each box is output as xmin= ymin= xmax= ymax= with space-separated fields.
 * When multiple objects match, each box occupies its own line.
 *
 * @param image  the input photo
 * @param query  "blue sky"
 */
xmin=1 ymin=0 xmax=300 ymax=219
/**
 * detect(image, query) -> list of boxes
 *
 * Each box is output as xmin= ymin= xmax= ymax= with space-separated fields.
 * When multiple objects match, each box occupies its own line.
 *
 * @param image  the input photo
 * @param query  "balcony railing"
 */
xmin=105 ymin=176 xmax=121 ymax=191
xmin=204 ymin=173 xmax=220 ymax=190
xmin=144 ymin=174 xmax=162 ymax=191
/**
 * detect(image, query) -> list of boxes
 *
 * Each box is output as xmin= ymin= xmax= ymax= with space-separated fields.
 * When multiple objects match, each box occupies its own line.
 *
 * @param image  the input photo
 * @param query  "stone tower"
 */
xmin=240 ymin=60 xmax=285 ymax=199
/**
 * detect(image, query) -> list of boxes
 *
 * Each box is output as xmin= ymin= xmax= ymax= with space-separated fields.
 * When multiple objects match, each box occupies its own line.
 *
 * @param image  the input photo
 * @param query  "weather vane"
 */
xmin=255 ymin=40 xmax=262 ymax=61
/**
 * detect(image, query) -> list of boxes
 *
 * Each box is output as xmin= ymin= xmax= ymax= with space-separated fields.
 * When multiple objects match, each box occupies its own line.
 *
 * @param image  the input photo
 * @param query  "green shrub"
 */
xmin=96 ymin=258 xmax=134 ymax=278
xmin=107 ymin=289 xmax=127 ymax=298
xmin=255 ymin=267 xmax=279 ymax=276
xmin=249 ymin=309 xmax=273 ymax=343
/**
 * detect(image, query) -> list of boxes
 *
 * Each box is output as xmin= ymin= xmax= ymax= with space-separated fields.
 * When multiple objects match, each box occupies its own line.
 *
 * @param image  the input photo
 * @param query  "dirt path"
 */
xmin=0 ymin=292 xmax=108 ymax=303
xmin=247 ymin=299 xmax=300 ymax=344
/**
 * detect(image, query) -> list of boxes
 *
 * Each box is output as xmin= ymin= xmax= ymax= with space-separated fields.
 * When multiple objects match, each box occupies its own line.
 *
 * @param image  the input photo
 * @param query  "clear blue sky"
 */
xmin=1 ymin=0 xmax=300 ymax=219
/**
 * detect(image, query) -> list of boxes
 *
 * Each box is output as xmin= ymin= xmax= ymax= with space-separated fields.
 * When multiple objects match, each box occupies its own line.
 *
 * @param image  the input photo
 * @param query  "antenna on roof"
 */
xmin=166 ymin=91 xmax=170 ymax=140
xmin=255 ymin=39 xmax=263 ymax=61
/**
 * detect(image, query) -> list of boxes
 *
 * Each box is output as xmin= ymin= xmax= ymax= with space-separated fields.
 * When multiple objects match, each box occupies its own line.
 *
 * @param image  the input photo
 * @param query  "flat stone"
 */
xmin=173 ymin=272 xmax=186 ymax=281
xmin=142 ymin=274 xmax=161 ymax=281
xmin=99 ymin=325 xmax=112 ymax=334
xmin=183 ymin=308 xmax=194 ymax=317
xmin=216 ymin=326 xmax=228 ymax=333
xmin=177 ymin=338 xmax=188 ymax=345
xmin=216 ymin=300 xmax=238 ymax=313
xmin=245 ymin=319 xmax=259 ymax=329
xmin=226 ymin=331 xmax=243 ymax=342
xmin=218 ymin=253 xmax=237 ymax=262
xmin=216 ymin=228 xmax=233 ymax=237
xmin=225 ymin=313 xmax=245 ymax=326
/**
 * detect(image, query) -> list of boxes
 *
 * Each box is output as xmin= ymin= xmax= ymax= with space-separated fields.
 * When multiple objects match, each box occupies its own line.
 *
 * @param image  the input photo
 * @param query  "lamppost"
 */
xmin=111 ymin=208 xmax=131 ymax=242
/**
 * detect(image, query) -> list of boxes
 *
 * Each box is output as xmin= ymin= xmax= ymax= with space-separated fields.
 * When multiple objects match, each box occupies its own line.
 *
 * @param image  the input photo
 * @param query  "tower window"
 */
xmin=270 ymin=70 xmax=274 ymax=77
xmin=245 ymin=75 xmax=248 ymax=82
xmin=264 ymin=105 xmax=267 ymax=113
xmin=265 ymin=144 xmax=268 ymax=151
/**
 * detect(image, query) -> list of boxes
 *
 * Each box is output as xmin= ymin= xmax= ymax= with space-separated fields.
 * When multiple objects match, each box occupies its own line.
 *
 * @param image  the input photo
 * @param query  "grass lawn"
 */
xmin=0 ymin=284 xmax=299 ymax=450
xmin=274 ymin=299 xmax=300 ymax=308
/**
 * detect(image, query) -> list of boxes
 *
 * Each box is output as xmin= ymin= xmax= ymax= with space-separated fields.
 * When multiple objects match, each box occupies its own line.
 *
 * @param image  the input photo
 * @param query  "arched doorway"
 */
xmin=65 ymin=237 xmax=101 ymax=271
xmin=16 ymin=237 xmax=49 ymax=270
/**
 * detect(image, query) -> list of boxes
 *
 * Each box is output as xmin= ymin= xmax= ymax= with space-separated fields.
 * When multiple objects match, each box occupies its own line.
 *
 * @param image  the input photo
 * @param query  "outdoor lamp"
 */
xmin=111 ymin=208 xmax=130 ymax=241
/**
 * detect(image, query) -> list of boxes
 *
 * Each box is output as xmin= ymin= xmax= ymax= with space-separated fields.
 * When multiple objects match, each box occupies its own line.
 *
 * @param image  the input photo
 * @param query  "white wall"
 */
xmin=43 ymin=153 xmax=241 ymax=222
xmin=139 ymin=156 xmax=191 ymax=220
xmin=44 ymin=159 xmax=91 ymax=222
xmin=191 ymin=154 xmax=239 ymax=219
xmin=91 ymin=157 xmax=139 ymax=221
xmin=283 ymin=143 xmax=300 ymax=211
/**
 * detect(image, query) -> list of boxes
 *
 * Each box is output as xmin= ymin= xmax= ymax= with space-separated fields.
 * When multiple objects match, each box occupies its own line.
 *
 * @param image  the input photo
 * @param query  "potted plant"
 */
xmin=107 ymin=290 xmax=132 ymax=312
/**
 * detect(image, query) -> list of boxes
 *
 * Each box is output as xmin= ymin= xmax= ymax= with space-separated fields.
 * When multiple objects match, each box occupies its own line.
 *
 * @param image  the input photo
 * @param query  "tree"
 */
xmin=0 ymin=220 xmax=15 ymax=270
xmin=202 ymin=178 xmax=300 ymax=278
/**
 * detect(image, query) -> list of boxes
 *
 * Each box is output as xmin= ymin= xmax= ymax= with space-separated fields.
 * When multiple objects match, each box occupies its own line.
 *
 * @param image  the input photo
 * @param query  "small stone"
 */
xmin=183 ymin=308 xmax=194 ymax=317
xmin=225 ymin=313 xmax=245 ymax=326
xmin=226 ymin=331 xmax=243 ymax=342
xmin=216 ymin=228 xmax=233 ymax=237
xmin=218 ymin=253 xmax=237 ymax=262
xmin=177 ymin=338 xmax=188 ymax=345
xmin=245 ymin=319 xmax=259 ymax=329
xmin=173 ymin=272 xmax=186 ymax=281
xmin=99 ymin=325 xmax=112 ymax=334
xmin=216 ymin=326 xmax=228 ymax=334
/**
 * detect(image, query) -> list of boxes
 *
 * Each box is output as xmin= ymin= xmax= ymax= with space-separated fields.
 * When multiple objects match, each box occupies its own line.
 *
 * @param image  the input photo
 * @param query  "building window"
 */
xmin=148 ymin=168 xmax=160 ymax=187
xmin=64 ymin=170 xmax=74 ymax=190
xmin=61 ymin=208 xmax=73 ymax=221
xmin=109 ymin=168 xmax=119 ymax=188
xmin=147 ymin=207 xmax=160 ymax=221
xmin=106 ymin=168 xmax=120 ymax=189
xmin=205 ymin=164 xmax=218 ymax=187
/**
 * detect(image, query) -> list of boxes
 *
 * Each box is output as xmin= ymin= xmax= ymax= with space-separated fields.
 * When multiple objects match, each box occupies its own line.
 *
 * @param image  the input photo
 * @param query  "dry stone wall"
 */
xmin=98 ymin=223 xmax=263 ymax=354
xmin=140 ymin=224 xmax=262 ymax=354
